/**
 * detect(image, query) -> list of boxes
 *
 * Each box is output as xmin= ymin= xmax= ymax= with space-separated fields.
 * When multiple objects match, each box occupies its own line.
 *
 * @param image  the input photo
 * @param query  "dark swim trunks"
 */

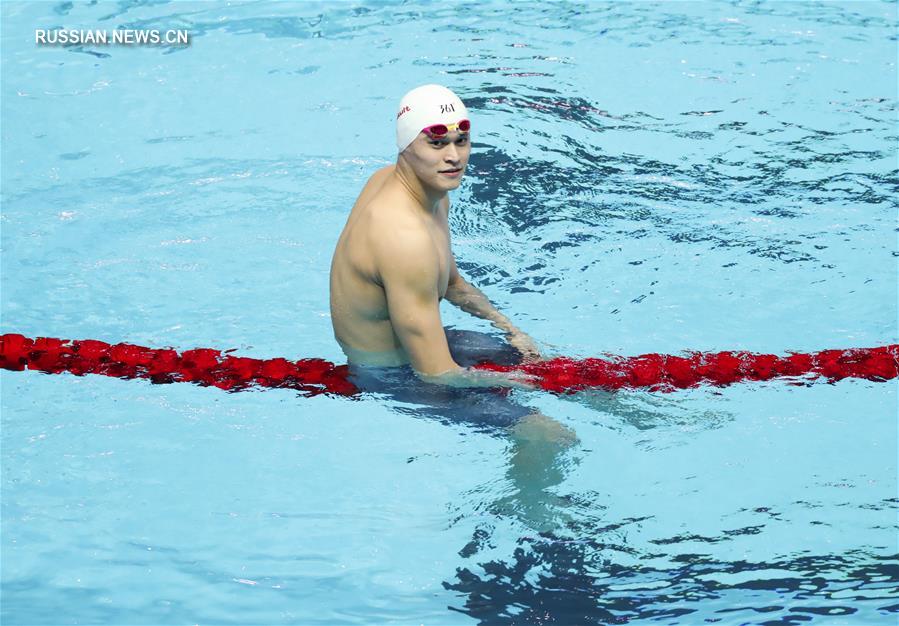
xmin=347 ymin=328 xmax=535 ymax=431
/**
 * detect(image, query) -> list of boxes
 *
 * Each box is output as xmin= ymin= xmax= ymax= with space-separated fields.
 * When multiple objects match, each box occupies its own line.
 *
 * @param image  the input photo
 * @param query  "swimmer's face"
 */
xmin=403 ymin=129 xmax=471 ymax=190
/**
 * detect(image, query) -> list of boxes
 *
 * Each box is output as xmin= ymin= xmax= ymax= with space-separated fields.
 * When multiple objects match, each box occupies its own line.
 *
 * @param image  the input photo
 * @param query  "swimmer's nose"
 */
xmin=444 ymin=142 xmax=461 ymax=163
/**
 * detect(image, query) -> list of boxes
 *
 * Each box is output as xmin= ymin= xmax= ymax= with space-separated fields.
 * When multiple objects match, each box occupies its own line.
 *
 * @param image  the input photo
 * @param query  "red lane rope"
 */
xmin=1 ymin=333 xmax=896 ymax=396
xmin=0 ymin=333 xmax=358 ymax=396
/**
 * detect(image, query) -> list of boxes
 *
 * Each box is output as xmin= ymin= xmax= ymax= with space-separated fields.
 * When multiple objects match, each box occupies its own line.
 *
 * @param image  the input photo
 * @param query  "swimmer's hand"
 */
xmin=420 ymin=367 xmax=539 ymax=390
xmin=506 ymin=329 xmax=542 ymax=362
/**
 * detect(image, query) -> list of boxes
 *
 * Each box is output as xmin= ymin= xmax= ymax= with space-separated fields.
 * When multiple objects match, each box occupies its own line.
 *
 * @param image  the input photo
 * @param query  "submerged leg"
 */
xmin=511 ymin=411 xmax=579 ymax=447
xmin=491 ymin=412 xmax=580 ymax=533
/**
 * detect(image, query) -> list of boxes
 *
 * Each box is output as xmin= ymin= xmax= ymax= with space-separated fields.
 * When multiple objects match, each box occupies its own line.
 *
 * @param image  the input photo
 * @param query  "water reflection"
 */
xmin=445 ymin=526 xmax=899 ymax=624
xmin=438 ymin=382 xmax=891 ymax=624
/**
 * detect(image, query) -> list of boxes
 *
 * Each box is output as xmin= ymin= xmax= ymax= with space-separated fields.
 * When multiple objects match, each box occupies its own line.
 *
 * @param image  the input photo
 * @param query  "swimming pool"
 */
xmin=1 ymin=0 xmax=896 ymax=623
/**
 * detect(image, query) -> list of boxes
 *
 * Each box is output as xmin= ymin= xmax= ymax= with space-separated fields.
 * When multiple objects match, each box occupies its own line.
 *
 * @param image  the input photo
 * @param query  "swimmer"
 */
xmin=329 ymin=87 xmax=577 ymax=529
xmin=329 ymin=84 xmax=542 ymax=389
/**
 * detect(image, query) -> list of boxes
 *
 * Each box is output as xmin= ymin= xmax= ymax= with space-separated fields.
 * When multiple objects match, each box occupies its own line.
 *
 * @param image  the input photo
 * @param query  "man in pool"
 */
xmin=330 ymin=85 xmax=540 ymax=381
xmin=329 ymin=84 xmax=555 ymax=430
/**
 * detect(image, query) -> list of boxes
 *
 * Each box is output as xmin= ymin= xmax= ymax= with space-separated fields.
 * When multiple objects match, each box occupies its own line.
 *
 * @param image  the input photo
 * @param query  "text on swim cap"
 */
xmin=440 ymin=103 xmax=455 ymax=114
xmin=397 ymin=105 xmax=411 ymax=119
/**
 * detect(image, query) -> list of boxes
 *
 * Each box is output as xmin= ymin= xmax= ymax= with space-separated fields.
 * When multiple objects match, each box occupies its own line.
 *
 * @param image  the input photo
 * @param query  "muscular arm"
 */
xmin=378 ymin=228 xmax=459 ymax=376
xmin=444 ymin=254 xmax=541 ymax=361
xmin=437 ymin=198 xmax=539 ymax=360
xmin=439 ymin=197 xmax=516 ymax=332
xmin=444 ymin=270 xmax=518 ymax=335
xmin=375 ymin=227 xmax=535 ymax=388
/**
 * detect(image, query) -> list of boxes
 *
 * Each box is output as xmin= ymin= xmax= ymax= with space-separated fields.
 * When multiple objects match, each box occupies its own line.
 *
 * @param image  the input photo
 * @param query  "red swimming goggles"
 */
xmin=422 ymin=119 xmax=471 ymax=139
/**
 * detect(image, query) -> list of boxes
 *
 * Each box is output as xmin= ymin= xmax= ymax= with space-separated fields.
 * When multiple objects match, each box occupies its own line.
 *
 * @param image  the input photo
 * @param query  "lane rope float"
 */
xmin=2 ymin=333 xmax=896 ymax=396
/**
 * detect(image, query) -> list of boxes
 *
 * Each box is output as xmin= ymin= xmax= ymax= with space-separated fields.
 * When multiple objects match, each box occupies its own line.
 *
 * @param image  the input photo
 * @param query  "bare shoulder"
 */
xmin=367 ymin=164 xmax=395 ymax=189
xmin=351 ymin=164 xmax=397 ymax=214
xmin=375 ymin=229 xmax=440 ymax=293
xmin=370 ymin=202 xmax=432 ymax=258
xmin=369 ymin=204 xmax=437 ymax=283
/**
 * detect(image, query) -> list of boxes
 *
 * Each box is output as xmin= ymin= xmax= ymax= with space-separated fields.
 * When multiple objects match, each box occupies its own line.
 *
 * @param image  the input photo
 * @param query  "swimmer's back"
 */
xmin=330 ymin=165 xmax=396 ymax=359
xmin=330 ymin=165 xmax=432 ymax=365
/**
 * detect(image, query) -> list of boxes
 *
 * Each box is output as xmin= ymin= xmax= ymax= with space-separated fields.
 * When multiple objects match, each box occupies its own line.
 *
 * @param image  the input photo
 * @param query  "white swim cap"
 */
xmin=395 ymin=84 xmax=469 ymax=153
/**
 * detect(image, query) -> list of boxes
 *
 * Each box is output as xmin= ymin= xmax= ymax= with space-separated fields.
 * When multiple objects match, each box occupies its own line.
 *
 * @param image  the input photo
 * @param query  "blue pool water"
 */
xmin=1 ymin=1 xmax=897 ymax=624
